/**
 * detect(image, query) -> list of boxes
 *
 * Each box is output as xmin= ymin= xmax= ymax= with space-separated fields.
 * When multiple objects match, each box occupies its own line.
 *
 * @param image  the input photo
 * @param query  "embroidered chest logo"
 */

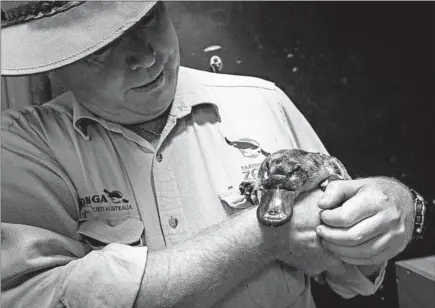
xmin=225 ymin=137 xmax=272 ymax=182
xmin=225 ymin=137 xmax=270 ymax=158
xmin=79 ymin=189 xmax=133 ymax=220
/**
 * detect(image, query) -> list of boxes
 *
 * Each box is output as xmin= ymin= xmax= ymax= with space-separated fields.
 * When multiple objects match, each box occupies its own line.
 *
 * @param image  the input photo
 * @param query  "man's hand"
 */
xmin=316 ymin=177 xmax=415 ymax=265
xmin=274 ymin=189 xmax=346 ymax=277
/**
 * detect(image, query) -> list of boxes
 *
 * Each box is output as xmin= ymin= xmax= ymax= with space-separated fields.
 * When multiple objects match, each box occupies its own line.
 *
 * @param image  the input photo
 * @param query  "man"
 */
xmin=1 ymin=1 xmax=428 ymax=308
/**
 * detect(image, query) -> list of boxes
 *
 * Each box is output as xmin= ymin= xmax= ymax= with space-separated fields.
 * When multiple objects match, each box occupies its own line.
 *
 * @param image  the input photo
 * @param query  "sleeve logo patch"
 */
xmin=79 ymin=189 xmax=133 ymax=220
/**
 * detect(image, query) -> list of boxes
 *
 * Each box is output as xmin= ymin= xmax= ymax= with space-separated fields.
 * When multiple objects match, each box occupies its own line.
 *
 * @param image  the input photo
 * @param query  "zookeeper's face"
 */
xmin=54 ymin=2 xmax=180 ymax=124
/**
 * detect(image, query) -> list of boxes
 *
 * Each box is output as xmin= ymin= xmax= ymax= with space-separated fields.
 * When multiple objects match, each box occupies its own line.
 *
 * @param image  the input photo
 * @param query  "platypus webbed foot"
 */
xmin=239 ymin=179 xmax=260 ymax=205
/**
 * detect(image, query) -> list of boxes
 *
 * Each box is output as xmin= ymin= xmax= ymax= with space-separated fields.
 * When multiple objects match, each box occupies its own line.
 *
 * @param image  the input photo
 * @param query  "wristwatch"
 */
xmin=409 ymin=189 xmax=427 ymax=240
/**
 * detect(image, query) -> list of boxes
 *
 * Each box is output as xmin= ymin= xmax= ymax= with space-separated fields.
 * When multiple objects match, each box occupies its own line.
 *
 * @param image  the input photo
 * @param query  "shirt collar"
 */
xmin=70 ymin=66 xmax=221 ymax=139
xmin=170 ymin=66 xmax=221 ymax=119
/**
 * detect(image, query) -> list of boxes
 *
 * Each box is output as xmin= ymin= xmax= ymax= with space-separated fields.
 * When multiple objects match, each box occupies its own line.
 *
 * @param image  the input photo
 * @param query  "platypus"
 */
xmin=239 ymin=149 xmax=351 ymax=226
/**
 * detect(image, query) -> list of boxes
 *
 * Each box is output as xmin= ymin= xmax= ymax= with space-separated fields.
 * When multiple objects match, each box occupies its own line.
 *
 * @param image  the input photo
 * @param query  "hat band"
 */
xmin=1 ymin=1 xmax=84 ymax=28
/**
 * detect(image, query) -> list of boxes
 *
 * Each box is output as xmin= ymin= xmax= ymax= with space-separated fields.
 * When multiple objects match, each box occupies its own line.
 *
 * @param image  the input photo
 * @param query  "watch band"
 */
xmin=409 ymin=189 xmax=427 ymax=240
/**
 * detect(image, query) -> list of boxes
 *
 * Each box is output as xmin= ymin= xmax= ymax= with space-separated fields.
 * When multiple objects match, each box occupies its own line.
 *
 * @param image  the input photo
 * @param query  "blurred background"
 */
xmin=2 ymin=2 xmax=434 ymax=308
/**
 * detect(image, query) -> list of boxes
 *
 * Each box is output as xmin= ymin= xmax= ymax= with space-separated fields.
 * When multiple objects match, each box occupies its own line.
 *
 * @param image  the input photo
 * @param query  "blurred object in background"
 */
xmin=1 ymin=74 xmax=51 ymax=111
xmin=395 ymin=256 xmax=435 ymax=308
xmin=204 ymin=45 xmax=222 ymax=53
xmin=209 ymin=55 xmax=223 ymax=73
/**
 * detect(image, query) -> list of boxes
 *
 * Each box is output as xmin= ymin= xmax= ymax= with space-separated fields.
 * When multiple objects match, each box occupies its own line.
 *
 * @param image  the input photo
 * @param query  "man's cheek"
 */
xmin=98 ymin=72 xmax=124 ymax=92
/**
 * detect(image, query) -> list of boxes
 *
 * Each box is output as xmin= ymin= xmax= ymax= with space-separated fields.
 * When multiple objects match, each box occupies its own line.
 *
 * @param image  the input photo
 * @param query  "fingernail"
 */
xmin=320 ymin=193 xmax=330 ymax=204
xmin=316 ymin=226 xmax=323 ymax=235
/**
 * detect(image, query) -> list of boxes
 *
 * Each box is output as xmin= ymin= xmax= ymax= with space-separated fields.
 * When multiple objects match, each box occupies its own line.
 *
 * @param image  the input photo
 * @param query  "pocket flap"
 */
xmin=77 ymin=218 xmax=144 ymax=248
xmin=219 ymin=186 xmax=252 ymax=209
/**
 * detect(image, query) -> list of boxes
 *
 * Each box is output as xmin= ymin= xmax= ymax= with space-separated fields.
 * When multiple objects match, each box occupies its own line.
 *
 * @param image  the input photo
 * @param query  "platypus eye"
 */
xmin=287 ymin=164 xmax=302 ymax=177
xmin=265 ymin=161 xmax=270 ymax=171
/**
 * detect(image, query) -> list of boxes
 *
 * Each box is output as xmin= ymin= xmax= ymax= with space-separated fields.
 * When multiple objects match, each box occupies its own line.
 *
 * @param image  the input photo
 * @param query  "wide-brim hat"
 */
xmin=1 ymin=1 xmax=157 ymax=76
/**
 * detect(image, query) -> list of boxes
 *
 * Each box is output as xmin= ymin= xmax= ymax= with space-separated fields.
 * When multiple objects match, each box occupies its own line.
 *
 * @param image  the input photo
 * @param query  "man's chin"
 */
xmin=113 ymin=114 xmax=165 ymax=126
xmin=118 ymin=105 xmax=172 ymax=125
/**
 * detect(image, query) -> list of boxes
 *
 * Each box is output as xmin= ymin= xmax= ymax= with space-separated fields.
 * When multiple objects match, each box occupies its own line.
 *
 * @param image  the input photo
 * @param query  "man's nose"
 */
xmin=126 ymin=43 xmax=156 ymax=70
xmin=125 ymin=26 xmax=156 ymax=70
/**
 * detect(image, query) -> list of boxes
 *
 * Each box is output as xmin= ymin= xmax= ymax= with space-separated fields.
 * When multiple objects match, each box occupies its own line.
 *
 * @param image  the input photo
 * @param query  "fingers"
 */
xmin=321 ymin=232 xmax=402 ymax=265
xmin=317 ymin=180 xmax=361 ymax=209
xmin=333 ymin=249 xmax=389 ymax=266
xmin=319 ymin=192 xmax=379 ymax=228
xmin=316 ymin=214 xmax=386 ymax=246
xmin=322 ymin=233 xmax=384 ymax=261
xmin=316 ymin=177 xmax=413 ymax=266
xmin=338 ymin=253 xmax=393 ymax=266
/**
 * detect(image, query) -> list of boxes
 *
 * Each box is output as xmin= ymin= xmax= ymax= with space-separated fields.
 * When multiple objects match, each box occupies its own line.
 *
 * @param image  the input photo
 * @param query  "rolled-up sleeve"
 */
xmin=325 ymin=263 xmax=387 ymax=298
xmin=1 ymin=110 xmax=147 ymax=308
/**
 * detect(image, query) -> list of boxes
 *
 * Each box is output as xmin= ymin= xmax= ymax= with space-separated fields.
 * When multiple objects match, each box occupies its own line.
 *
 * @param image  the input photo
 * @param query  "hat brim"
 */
xmin=1 ymin=1 xmax=157 ymax=76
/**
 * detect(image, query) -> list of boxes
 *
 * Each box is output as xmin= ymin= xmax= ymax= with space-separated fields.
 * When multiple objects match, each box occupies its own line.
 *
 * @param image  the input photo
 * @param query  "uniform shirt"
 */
xmin=1 ymin=66 xmax=385 ymax=308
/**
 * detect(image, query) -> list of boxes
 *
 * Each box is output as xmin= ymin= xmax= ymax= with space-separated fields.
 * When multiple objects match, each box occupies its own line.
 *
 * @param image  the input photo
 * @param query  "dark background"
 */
xmin=167 ymin=2 xmax=434 ymax=308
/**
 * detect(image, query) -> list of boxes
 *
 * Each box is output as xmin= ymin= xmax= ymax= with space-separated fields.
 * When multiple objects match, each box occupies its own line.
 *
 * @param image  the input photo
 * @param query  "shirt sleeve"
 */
xmin=273 ymin=86 xmax=387 ymax=297
xmin=324 ymin=263 xmax=387 ymax=298
xmin=1 ymin=109 xmax=147 ymax=308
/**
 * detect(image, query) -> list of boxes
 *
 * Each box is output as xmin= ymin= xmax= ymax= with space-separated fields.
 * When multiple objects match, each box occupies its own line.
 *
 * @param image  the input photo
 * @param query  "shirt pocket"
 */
xmin=77 ymin=218 xmax=145 ymax=250
xmin=218 ymin=185 xmax=252 ymax=214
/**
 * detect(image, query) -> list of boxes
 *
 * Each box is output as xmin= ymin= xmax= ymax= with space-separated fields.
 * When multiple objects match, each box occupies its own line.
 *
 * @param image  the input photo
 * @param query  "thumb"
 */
xmin=317 ymin=180 xmax=361 ymax=209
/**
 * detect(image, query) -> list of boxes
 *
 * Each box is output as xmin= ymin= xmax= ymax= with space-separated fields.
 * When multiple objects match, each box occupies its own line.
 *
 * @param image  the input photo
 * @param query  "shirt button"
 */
xmin=168 ymin=217 xmax=178 ymax=228
xmin=156 ymin=153 xmax=163 ymax=162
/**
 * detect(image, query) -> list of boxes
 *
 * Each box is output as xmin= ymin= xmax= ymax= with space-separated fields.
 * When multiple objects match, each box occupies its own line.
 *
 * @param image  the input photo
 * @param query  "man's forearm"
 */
xmin=135 ymin=207 xmax=276 ymax=308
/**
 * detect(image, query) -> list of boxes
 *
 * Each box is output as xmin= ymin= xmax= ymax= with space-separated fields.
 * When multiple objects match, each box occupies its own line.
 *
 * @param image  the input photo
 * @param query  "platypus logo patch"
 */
xmin=103 ymin=189 xmax=129 ymax=204
xmin=225 ymin=137 xmax=270 ymax=158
